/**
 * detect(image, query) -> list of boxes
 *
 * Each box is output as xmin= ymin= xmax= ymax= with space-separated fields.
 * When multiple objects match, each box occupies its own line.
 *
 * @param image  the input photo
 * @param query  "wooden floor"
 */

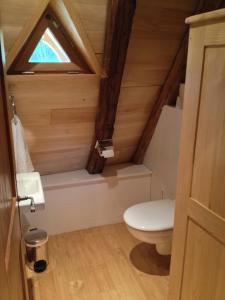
xmin=28 ymin=223 xmax=170 ymax=300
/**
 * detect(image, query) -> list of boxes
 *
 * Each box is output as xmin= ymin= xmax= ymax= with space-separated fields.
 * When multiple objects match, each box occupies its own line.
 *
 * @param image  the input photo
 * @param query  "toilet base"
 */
xmin=126 ymin=225 xmax=173 ymax=255
xmin=155 ymin=240 xmax=172 ymax=255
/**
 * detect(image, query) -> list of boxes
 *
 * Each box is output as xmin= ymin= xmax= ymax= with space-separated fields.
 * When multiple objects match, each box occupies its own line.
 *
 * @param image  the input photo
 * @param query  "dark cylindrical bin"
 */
xmin=24 ymin=228 xmax=48 ymax=273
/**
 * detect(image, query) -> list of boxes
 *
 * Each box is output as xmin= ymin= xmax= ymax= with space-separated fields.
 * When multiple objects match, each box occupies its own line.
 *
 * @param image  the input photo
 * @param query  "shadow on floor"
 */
xmin=129 ymin=243 xmax=170 ymax=276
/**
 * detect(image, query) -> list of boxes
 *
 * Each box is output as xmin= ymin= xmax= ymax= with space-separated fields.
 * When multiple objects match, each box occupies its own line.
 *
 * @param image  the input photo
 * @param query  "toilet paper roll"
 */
xmin=101 ymin=149 xmax=114 ymax=158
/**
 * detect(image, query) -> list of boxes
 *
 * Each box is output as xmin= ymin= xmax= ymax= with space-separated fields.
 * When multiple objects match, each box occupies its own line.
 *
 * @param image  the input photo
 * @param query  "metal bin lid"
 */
xmin=25 ymin=228 xmax=48 ymax=246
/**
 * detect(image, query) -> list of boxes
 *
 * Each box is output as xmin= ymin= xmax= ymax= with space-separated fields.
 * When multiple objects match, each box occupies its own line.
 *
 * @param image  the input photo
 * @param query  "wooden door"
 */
xmin=0 ymin=34 xmax=25 ymax=300
xmin=169 ymin=9 xmax=225 ymax=300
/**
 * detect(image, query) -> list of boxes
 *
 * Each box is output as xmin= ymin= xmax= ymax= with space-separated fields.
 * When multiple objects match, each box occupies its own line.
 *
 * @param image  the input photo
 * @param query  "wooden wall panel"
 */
xmin=0 ymin=0 xmax=41 ymax=53
xmin=72 ymin=0 xmax=108 ymax=56
xmin=2 ymin=0 xmax=199 ymax=174
xmin=110 ymin=0 xmax=197 ymax=165
xmin=108 ymin=85 xmax=159 ymax=164
xmin=121 ymin=0 xmax=197 ymax=88
xmin=8 ymin=74 xmax=100 ymax=174
xmin=31 ymin=149 xmax=90 ymax=175
xmin=1 ymin=0 xmax=106 ymax=175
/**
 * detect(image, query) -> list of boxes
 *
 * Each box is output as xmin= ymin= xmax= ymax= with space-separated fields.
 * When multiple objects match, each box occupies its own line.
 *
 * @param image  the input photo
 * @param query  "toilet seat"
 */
xmin=124 ymin=199 xmax=175 ymax=232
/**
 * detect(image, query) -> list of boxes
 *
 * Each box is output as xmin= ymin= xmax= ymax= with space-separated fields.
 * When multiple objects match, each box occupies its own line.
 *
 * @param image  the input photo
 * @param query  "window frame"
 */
xmin=8 ymin=8 xmax=92 ymax=74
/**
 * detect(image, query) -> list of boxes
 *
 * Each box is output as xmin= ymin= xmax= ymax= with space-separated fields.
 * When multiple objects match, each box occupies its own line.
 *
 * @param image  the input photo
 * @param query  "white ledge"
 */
xmin=41 ymin=163 xmax=152 ymax=191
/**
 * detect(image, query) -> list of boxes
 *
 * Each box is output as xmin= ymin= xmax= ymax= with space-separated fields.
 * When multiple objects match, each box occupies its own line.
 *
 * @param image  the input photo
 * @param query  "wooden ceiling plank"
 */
xmin=6 ymin=0 xmax=50 ymax=70
xmin=132 ymin=32 xmax=188 ymax=164
xmin=86 ymin=0 xmax=136 ymax=174
xmin=132 ymin=0 xmax=225 ymax=165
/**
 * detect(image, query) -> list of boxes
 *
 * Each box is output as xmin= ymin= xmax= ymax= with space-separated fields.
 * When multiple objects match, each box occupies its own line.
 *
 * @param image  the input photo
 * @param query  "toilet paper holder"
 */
xmin=95 ymin=139 xmax=114 ymax=158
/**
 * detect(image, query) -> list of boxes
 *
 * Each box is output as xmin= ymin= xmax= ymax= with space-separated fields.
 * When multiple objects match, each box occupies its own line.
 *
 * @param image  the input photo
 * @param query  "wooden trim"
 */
xmin=132 ymin=0 xmax=225 ymax=165
xmin=0 ymin=34 xmax=18 ymax=201
xmin=50 ymin=0 xmax=102 ymax=76
xmin=8 ymin=7 xmax=91 ymax=74
xmin=5 ymin=197 xmax=17 ymax=271
xmin=7 ymin=73 xmax=98 ymax=80
xmin=20 ymin=241 xmax=30 ymax=300
xmin=186 ymin=7 xmax=225 ymax=25
xmin=0 ymin=34 xmax=17 ymax=194
xmin=168 ymin=25 xmax=205 ymax=300
xmin=86 ymin=0 xmax=136 ymax=174
xmin=7 ymin=0 xmax=50 ymax=70
xmin=188 ymin=198 xmax=225 ymax=245
xmin=0 ymin=32 xmax=25 ymax=299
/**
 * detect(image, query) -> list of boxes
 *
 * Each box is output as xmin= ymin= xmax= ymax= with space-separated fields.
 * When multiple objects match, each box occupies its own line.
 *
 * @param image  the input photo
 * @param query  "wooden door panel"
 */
xmin=188 ymin=198 xmax=225 ymax=245
xmin=191 ymin=46 xmax=225 ymax=217
xmin=181 ymin=220 xmax=225 ymax=300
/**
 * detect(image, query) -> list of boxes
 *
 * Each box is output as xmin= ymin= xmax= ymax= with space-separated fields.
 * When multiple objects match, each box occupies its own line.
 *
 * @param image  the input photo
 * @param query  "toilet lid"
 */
xmin=124 ymin=199 xmax=175 ymax=231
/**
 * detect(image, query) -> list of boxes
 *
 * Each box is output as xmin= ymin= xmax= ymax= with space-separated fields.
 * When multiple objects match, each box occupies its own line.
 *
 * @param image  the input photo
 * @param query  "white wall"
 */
xmin=21 ymin=164 xmax=152 ymax=235
xmin=144 ymin=105 xmax=182 ymax=200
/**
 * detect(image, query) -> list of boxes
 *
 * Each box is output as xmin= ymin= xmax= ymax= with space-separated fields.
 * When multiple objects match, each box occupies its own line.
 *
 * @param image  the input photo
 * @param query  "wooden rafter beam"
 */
xmin=86 ymin=0 xmax=136 ymax=174
xmin=132 ymin=0 xmax=225 ymax=165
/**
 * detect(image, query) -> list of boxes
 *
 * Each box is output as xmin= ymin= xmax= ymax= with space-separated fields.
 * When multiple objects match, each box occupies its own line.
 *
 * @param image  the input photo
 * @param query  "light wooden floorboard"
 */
xmin=27 ymin=223 xmax=169 ymax=300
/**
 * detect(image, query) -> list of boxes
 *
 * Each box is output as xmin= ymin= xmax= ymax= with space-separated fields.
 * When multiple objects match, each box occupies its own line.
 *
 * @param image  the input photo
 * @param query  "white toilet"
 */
xmin=124 ymin=199 xmax=175 ymax=255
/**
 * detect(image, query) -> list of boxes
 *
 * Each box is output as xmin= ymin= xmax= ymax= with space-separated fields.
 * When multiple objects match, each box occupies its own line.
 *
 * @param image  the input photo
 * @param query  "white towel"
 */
xmin=11 ymin=115 xmax=34 ymax=173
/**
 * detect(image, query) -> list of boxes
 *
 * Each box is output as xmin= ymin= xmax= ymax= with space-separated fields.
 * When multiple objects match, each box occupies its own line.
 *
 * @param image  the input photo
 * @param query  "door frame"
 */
xmin=0 ymin=31 xmax=26 ymax=300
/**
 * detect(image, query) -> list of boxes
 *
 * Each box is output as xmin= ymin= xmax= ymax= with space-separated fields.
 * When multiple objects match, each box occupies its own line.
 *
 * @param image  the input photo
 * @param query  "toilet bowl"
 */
xmin=124 ymin=199 xmax=175 ymax=255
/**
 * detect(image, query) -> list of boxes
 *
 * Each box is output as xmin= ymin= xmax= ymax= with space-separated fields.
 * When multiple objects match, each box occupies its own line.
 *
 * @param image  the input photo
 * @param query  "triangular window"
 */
xmin=8 ymin=8 xmax=91 ymax=74
xmin=29 ymin=28 xmax=71 ymax=63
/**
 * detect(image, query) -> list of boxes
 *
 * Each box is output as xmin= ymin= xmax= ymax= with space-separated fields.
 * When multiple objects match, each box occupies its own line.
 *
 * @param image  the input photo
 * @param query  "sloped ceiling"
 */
xmin=1 ymin=0 xmax=197 ymax=175
xmin=107 ymin=0 xmax=197 ymax=165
